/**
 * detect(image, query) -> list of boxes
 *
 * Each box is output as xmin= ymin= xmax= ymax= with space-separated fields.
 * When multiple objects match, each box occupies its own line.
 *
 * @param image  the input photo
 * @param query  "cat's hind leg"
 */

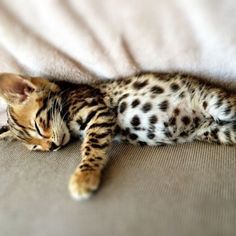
xmin=196 ymin=120 xmax=236 ymax=144
xmin=192 ymin=84 xmax=236 ymax=144
xmin=193 ymin=83 xmax=236 ymax=123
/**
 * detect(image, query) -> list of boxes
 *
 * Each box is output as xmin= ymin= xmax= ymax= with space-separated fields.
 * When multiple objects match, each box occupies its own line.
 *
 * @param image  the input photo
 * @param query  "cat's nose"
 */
xmin=50 ymin=142 xmax=59 ymax=151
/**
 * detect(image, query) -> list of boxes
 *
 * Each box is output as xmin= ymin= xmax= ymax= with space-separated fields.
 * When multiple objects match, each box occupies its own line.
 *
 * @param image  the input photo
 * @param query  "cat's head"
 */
xmin=0 ymin=73 xmax=71 ymax=151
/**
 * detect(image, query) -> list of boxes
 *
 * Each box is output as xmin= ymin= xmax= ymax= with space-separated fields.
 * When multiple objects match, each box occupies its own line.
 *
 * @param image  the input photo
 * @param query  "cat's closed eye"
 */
xmin=35 ymin=121 xmax=47 ymax=138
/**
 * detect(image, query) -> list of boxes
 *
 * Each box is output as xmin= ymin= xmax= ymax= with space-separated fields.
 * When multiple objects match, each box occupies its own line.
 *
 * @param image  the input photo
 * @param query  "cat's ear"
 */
xmin=0 ymin=73 xmax=37 ymax=105
xmin=0 ymin=73 xmax=60 ymax=105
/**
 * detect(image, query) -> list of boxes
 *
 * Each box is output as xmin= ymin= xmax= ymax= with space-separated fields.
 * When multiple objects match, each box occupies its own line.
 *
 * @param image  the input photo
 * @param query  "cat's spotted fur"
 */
xmin=0 ymin=72 xmax=236 ymax=200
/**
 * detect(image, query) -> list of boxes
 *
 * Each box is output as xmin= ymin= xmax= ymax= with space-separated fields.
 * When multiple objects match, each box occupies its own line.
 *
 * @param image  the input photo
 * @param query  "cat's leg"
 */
xmin=195 ymin=120 xmax=236 ymax=144
xmin=69 ymin=108 xmax=116 ymax=200
xmin=193 ymin=84 xmax=236 ymax=122
xmin=192 ymin=84 xmax=236 ymax=144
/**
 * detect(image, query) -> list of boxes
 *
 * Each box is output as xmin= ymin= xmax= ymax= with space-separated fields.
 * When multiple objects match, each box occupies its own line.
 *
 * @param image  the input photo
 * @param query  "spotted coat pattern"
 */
xmin=0 ymin=72 xmax=236 ymax=200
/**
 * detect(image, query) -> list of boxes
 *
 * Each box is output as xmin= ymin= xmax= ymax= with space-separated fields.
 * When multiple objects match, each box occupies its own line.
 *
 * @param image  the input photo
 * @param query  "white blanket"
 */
xmin=0 ymin=0 xmax=236 ymax=125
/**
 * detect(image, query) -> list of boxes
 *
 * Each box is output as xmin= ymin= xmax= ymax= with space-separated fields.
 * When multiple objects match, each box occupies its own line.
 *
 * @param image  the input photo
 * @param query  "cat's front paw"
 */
xmin=69 ymin=170 xmax=101 ymax=200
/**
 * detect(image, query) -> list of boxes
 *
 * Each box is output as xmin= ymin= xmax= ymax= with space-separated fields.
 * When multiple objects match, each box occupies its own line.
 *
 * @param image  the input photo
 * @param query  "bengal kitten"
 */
xmin=0 ymin=73 xmax=235 ymax=200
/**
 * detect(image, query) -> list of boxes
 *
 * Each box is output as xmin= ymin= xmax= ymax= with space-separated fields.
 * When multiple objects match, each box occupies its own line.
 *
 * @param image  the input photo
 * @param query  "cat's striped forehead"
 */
xmin=7 ymin=93 xmax=69 ymax=151
xmin=9 ymin=96 xmax=42 ymax=127
xmin=7 ymin=95 xmax=50 ymax=140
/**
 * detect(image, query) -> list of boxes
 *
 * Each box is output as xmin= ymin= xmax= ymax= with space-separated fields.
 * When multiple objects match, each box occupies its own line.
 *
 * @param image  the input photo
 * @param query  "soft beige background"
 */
xmin=1 ymin=0 xmax=236 ymax=124
xmin=0 ymin=1 xmax=236 ymax=235
xmin=1 ymin=141 xmax=236 ymax=236
xmin=1 ymin=0 xmax=236 ymax=81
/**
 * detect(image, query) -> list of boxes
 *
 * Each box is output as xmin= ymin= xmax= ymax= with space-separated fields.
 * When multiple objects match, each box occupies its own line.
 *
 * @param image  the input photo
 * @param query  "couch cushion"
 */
xmin=0 ymin=141 xmax=235 ymax=236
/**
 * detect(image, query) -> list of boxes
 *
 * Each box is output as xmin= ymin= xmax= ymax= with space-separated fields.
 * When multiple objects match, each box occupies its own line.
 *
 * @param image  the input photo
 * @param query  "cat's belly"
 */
xmin=116 ymin=94 xmax=205 ymax=145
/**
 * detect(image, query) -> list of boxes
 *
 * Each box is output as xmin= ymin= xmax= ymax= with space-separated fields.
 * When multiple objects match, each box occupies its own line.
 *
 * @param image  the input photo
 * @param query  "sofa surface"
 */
xmin=0 ymin=141 xmax=235 ymax=236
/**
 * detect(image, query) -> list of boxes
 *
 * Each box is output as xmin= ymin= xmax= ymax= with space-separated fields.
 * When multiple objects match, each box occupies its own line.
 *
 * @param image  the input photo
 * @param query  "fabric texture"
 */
xmin=0 ymin=0 xmax=236 ymax=235
xmin=0 ymin=141 xmax=236 ymax=236
xmin=0 ymin=0 xmax=236 ymax=124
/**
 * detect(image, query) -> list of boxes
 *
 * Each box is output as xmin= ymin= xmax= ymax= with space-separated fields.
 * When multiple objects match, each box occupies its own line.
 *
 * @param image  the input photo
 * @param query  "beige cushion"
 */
xmin=0 ymin=141 xmax=235 ymax=236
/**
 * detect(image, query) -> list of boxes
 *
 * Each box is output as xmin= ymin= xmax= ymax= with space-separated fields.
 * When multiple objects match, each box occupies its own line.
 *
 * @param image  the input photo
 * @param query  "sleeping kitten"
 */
xmin=0 ymin=73 xmax=235 ymax=200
